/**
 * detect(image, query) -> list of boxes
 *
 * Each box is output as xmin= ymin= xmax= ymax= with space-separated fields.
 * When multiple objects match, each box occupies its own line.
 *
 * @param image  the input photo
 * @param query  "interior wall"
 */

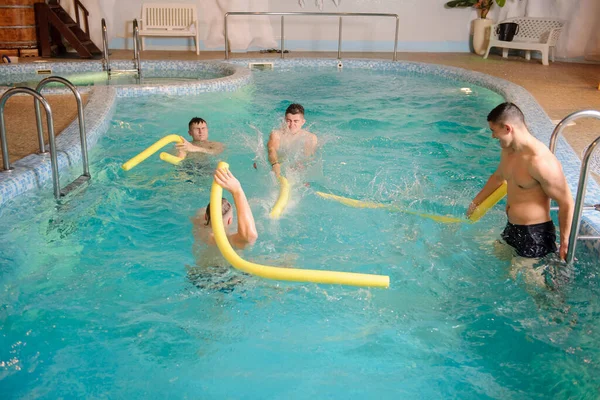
xmin=75 ymin=0 xmax=599 ymax=58
xmin=87 ymin=0 xmax=477 ymax=52
xmin=266 ymin=0 xmax=475 ymax=52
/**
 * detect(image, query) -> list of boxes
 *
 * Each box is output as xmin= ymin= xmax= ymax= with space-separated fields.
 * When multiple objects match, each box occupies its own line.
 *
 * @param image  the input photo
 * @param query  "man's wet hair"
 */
xmin=285 ymin=103 xmax=305 ymax=116
xmin=204 ymin=198 xmax=232 ymax=226
xmin=487 ymin=103 xmax=526 ymax=126
xmin=189 ymin=117 xmax=207 ymax=129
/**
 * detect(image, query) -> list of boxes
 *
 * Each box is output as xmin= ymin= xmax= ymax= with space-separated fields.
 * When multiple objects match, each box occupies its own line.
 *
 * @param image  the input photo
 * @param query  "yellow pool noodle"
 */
xmin=269 ymin=175 xmax=290 ymax=219
xmin=467 ymin=182 xmax=507 ymax=222
xmin=210 ymin=162 xmax=389 ymax=288
xmin=315 ymin=192 xmax=466 ymax=224
xmin=122 ymin=134 xmax=184 ymax=171
xmin=159 ymin=152 xmax=185 ymax=165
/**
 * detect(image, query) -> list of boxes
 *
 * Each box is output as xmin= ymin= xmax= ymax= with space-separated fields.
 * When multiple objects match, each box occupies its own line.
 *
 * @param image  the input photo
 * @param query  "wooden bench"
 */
xmin=483 ymin=17 xmax=564 ymax=66
xmin=138 ymin=3 xmax=200 ymax=55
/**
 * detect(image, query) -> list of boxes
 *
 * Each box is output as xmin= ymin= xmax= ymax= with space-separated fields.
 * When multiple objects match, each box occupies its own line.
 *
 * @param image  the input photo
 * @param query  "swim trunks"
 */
xmin=187 ymin=265 xmax=242 ymax=293
xmin=501 ymin=220 xmax=557 ymax=258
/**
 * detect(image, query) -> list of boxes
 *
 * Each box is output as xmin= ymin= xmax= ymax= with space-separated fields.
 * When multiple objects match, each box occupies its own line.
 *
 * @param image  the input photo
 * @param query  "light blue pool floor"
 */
xmin=1 ymin=67 xmax=599 ymax=398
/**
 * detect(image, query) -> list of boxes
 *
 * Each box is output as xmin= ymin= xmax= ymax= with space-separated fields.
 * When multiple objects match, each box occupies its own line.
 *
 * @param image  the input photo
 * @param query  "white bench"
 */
xmin=139 ymin=3 xmax=200 ymax=55
xmin=483 ymin=17 xmax=564 ymax=66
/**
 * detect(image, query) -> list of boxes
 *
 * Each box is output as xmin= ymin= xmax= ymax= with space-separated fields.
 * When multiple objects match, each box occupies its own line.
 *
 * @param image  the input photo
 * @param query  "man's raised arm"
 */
xmin=213 ymin=168 xmax=258 ymax=249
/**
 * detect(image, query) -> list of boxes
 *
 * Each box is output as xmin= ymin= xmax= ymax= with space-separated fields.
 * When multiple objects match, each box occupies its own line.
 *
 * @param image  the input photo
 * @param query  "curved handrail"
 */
xmin=549 ymin=109 xmax=600 ymax=263
xmin=132 ymin=19 xmax=141 ymax=76
xmin=0 ymin=88 xmax=60 ymax=198
xmin=101 ymin=18 xmax=111 ymax=73
xmin=224 ymin=12 xmax=399 ymax=61
xmin=35 ymin=76 xmax=90 ymax=177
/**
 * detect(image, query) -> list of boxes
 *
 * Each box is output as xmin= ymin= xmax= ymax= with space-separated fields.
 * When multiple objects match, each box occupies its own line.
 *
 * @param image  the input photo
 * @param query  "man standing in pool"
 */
xmin=267 ymin=104 xmax=318 ymax=176
xmin=466 ymin=102 xmax=574 ymax=261
xmin=176 ymin=117 xmax=224 ymax=159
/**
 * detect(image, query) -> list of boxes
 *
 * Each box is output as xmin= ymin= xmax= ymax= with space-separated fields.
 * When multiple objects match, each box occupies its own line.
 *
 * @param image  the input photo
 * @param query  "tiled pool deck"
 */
xmin=0 ymin=58 xmax=598 ymax=254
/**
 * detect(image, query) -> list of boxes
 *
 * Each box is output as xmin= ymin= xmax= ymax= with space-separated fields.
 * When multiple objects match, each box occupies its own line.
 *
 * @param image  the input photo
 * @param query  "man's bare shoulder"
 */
xmin=528 ymin=145 xmax=562 ymax=180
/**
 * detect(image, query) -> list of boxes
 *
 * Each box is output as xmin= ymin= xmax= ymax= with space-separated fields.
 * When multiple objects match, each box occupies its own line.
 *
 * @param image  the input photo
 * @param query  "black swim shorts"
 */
xmin=501 ymin=220 xmax=558 ymax=258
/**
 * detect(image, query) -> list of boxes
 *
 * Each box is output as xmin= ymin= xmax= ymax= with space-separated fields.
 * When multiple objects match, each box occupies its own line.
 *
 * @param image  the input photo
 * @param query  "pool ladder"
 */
xmin=101 ymin=18 xmax=141 ymax=77
xmin=549 ymin=110 xmax=600 ymax=264
xmin=0 ymin=76 xmax=90 ymax=200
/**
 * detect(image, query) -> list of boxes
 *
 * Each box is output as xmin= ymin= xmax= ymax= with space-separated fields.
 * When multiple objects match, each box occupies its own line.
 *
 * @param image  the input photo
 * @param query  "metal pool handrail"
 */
xmin=0 ymin=87 xmax=61 ymax=198
xmin=35 ymin=77 xmax=90 ymax=184
xmin=549 ymin=109 xmax=600 ymax=264
xmin=133 ymin=19 xmax=141 ymax=76
xmin=224 ymin=12 xmax=399 ymax=61
xmin=101 ymin=18 xmax=111 ymax=73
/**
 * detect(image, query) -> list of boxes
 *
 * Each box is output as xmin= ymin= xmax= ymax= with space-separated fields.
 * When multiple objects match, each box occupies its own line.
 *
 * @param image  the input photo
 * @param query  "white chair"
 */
xmin=138 ymin=3 xmax=200 ymax=55
xmin=484 ymin=17 xmax=564 ymax=66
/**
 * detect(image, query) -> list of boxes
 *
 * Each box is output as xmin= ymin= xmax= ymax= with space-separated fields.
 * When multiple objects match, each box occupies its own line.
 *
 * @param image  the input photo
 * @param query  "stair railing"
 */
xmin=549 ymin=110 xmax=600 ymax=264
xmin=73 ymin=0 xmax=91 ymax=36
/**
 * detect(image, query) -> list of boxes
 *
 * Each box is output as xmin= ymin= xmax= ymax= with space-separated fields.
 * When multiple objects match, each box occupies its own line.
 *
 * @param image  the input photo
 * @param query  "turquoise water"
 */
xmin=1 ymin=69 xmax=225 ymax=87
xmin=1 ymin=67 xmax=600 ymax=398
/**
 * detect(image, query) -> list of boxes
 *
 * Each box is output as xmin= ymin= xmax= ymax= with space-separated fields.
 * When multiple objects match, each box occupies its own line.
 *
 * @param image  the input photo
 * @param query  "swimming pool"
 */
xmin=1 ymin=63 xmax=600 ymax=398
xmin=0 ymin=60 xmax=246 ymax=94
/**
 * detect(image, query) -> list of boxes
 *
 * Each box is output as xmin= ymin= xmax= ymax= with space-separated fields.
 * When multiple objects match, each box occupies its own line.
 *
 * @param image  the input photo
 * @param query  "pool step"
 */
xmin=248 ymin=62 xmax=274 ymax=70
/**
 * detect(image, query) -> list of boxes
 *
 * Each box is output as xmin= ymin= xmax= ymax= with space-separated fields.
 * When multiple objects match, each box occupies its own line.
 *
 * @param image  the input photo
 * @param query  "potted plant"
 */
xmin=445 ymin=0 xmax=507 ymax=55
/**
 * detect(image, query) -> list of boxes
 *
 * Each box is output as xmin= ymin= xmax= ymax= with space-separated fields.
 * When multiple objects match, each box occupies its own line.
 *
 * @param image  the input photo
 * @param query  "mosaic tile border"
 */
xmin=1 ymin=58 xmax=597 ymax=255
xmin=0 ymin=60 xmax=252 ymax=97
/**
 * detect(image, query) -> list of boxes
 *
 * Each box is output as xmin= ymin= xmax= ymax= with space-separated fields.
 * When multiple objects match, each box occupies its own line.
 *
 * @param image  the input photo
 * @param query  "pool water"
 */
xmin=1 ymin=66 xmax=600 ymax=398
xmin=1 ymin=69 xmax=226 ymax=88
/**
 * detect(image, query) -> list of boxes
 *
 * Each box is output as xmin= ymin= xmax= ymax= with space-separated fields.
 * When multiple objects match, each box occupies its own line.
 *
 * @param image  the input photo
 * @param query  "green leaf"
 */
xmin=445 ymin=0 xmax=477 ymax=7
xmin=496 ymin=0 xmax=506 ymax=6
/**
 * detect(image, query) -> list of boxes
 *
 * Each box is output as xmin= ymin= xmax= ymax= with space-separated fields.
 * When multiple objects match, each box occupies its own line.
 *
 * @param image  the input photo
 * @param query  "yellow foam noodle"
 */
xmin=121 ymin=134 xmax=184 ymax=171
xmin=468 ymin=182 xmax=507 ymax=222
xmin=269 ymin=175 xmax=290 ymax=219
xmin=159 ymin=152 xmax=185 ymax=165
xmin=316 ymin=192 xmax=466 ymax=224
xmin=211 ymin=162 xmax=389 ymax=288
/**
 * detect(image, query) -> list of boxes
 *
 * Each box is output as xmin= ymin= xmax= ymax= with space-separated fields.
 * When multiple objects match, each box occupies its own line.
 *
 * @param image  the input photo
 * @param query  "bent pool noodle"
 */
xmin=122 ymin=134 xmax=183 ymax=171
xmin=269 ymin=175 xmax=290 ymax=219
xmin=468 ymin=182 xmax=507 ymax=222
xmin=159 ymin=152 xmax=185 ymax=165
xmin=210 ymin=162 xmax=389 ymax=288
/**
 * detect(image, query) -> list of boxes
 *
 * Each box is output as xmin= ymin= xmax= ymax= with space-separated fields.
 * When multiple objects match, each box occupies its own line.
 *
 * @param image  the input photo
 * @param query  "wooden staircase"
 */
xmin=34 ymin=0 xmax=102 ymax=58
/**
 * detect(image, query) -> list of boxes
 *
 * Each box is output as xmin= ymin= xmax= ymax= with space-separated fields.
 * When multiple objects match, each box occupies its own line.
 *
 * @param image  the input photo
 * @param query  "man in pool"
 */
xmin=466 ymin=102 xmax=574 ymax=261
xmin=188 ymin=167 xmax=258 ymax=291
xmin=267 ymin=103 xmax=318 ymax=177
xmin=176 ymin=117 xmax=224 ymax=159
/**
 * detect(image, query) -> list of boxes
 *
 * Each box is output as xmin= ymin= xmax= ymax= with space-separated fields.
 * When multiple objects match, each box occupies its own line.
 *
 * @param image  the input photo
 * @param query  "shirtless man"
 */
xmin=188 ymin=167 xmax=258 ymax=291
xmin=267 ymin=104 xmax=318 ymax=176
xmin=467 ymin=103 xmax=574 ymax=261
xmin=192 ymin=167 xmax=258 ymax=250
xmin=176 ymin=117 xmax=224 ymax=159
